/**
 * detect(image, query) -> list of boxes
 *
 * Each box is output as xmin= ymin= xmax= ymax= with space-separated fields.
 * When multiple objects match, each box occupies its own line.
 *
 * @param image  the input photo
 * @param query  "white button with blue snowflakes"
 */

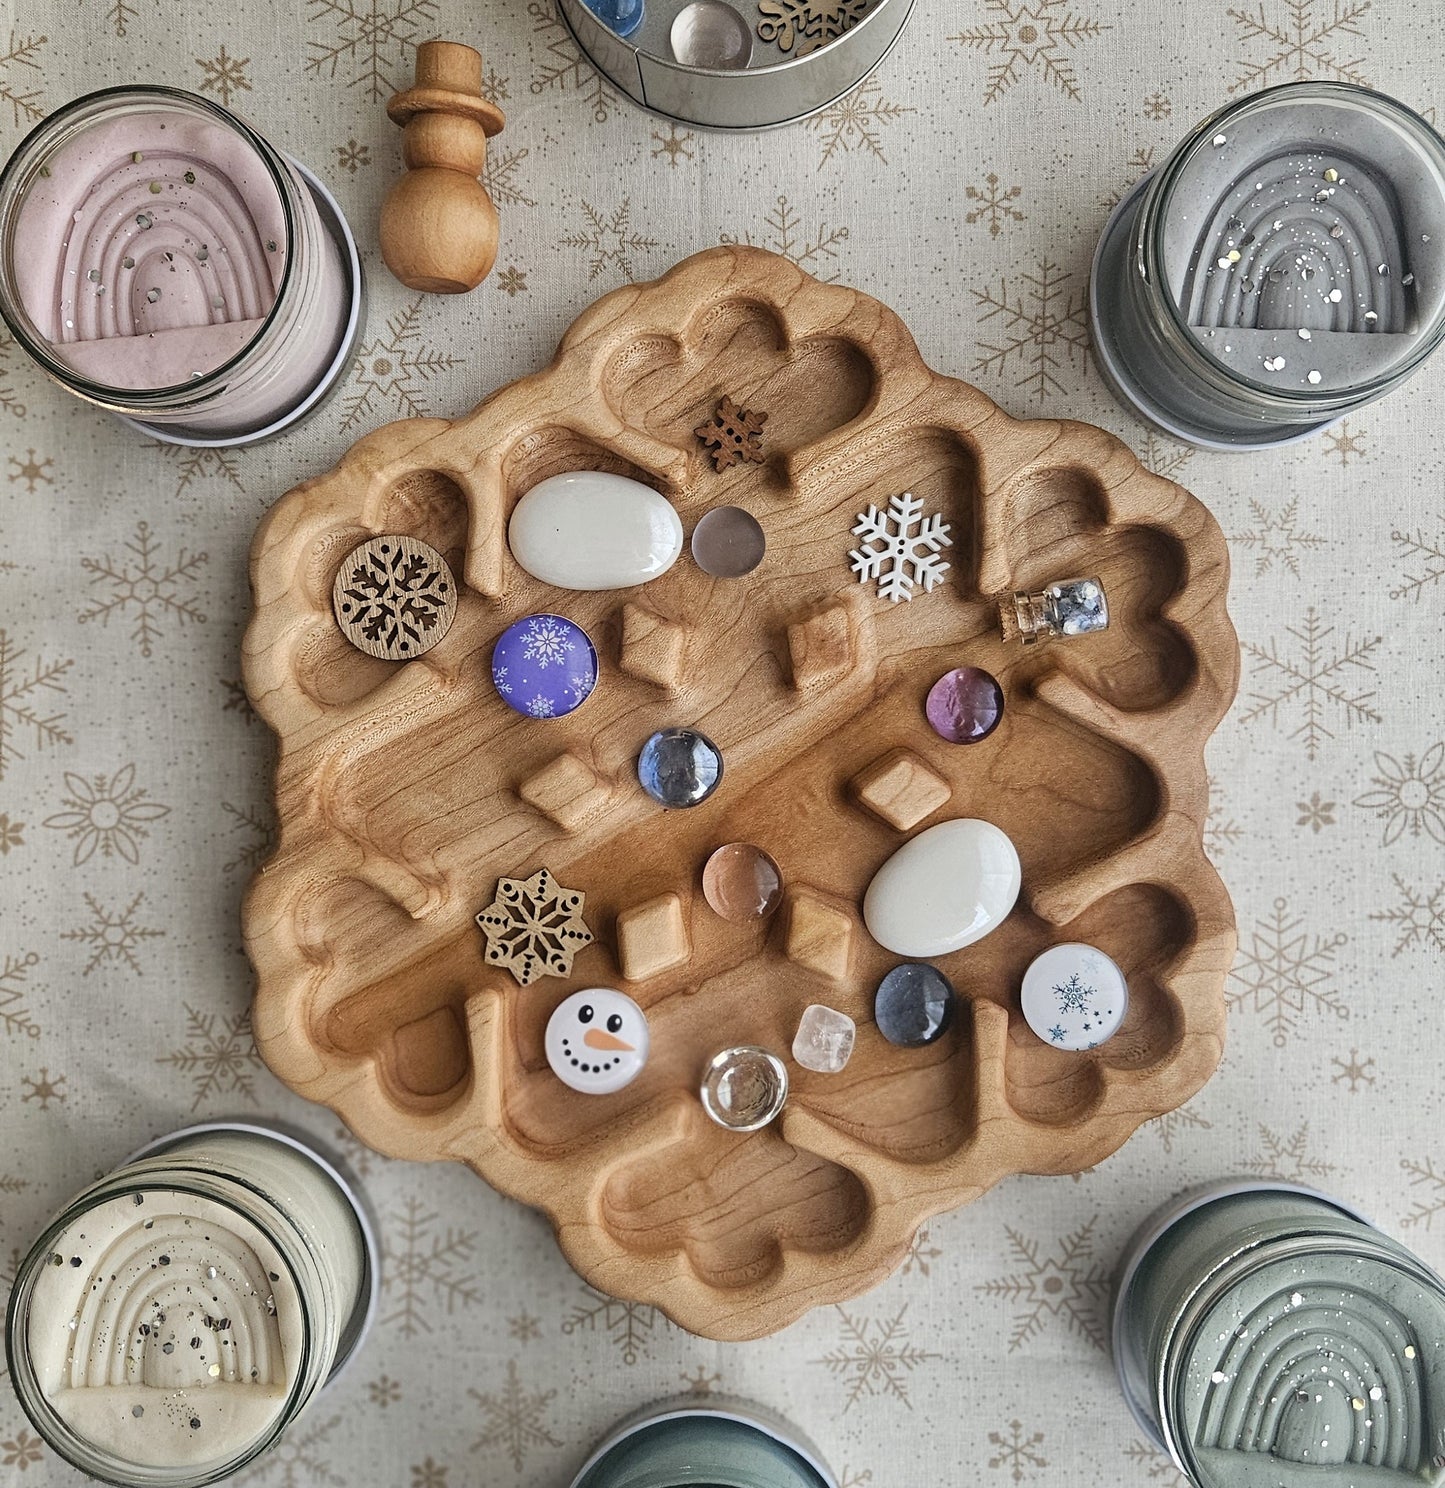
xmin=490 ymin=612 xmax=598 ymax=719
xmin=1019 ymin=942 xmax=1129 ymax=1051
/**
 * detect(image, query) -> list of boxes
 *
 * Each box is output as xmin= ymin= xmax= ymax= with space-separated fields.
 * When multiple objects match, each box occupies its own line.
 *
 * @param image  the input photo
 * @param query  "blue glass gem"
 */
xmin=581 ymin=0 xmax=645 ymax=37
xmin=491 ymin=613 xmax=598 ymax=719
xmin=637 ymin=728 xmax=722 ymax=808
xmin=874 ymin=964 xmax=956 ymax=1047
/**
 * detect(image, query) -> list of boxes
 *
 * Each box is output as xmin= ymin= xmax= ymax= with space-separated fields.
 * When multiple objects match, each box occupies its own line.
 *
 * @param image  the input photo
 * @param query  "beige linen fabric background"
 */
xmin=3 ymin=0 xmax=1445 ymax=1482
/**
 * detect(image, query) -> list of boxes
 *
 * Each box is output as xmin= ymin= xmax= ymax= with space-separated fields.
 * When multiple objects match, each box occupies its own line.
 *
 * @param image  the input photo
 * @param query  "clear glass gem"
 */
xmin=874 ymin=964 xmax=956 ymax=1047
xmin=700 ymin=1046 xmax=787 ymax=1130
xmin=702 ymin=843 xmax=782 ymax=921
xmin=638 ymin=727 xmax=722 ymax=808
xmin=792 ymin=1004 xmax=856 ymax=1074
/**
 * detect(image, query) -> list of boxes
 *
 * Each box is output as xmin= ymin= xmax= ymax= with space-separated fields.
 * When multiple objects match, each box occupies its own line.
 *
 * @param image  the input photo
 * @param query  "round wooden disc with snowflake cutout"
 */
xmin=332 ymin=535 xmax=458 ymax=661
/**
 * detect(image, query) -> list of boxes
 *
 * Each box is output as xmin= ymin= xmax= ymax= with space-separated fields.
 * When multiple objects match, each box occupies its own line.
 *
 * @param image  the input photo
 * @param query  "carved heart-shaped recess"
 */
xmin=242 ymin=245 xmax=1239 ymax=1342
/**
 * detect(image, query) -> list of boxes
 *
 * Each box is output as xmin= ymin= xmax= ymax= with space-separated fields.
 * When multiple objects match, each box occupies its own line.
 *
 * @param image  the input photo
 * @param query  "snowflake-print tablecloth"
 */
xmin=3 ymin=2 xmax=1444 ymax=1484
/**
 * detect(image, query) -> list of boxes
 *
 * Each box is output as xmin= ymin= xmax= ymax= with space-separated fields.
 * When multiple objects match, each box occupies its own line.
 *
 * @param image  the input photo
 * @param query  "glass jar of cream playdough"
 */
xmin=1091 ymin=82 xmax=1445 ymax=449
xmin=4 ymin=1124 xmax=376 ymax=1488
xmin=1113 ymin=1181 xmax=1445 ymax=1487
xmin=0 ymin=86 xmax=361 ymax=446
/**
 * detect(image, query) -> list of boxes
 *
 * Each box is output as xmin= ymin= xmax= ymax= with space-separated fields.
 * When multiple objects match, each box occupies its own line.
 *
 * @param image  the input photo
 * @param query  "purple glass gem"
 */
xmin=925 ymin=666 xmax=1004 ymax=744
xmin=491 ymin=613 xmax=598 ymax=719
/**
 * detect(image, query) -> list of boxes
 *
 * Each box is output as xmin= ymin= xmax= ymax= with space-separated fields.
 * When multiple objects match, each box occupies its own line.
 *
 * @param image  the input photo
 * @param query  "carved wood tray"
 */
xmin=242 ymin=245 xmax=1239 ymax=1341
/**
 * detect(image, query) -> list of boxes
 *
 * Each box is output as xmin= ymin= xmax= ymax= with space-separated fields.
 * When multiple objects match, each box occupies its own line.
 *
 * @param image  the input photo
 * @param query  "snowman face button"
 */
xmin=545 ymin=989 xmax=650 ymax=1095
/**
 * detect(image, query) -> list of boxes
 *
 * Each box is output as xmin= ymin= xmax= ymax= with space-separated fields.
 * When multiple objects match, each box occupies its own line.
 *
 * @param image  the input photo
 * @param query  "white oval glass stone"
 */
xmin=509 ymin=472 xmax=683 ymax=590
xmin=1020 ymin=942 xmax=1129 ymax=1051
xmin=862 ymin=818 xmax=1021 ymax=958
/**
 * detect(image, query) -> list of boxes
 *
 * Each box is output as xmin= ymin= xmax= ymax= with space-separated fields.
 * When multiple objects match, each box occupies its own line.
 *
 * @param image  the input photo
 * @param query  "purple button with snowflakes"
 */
xmin=1019 ymin=942 xmax=1129 ymax=1052
xmin=491 ymin=613 xmax=598 ymax=720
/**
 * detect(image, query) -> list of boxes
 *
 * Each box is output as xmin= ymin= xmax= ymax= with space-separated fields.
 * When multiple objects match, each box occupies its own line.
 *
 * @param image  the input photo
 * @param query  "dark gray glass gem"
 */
xmin=874 ymin=964 xmax=956 ymax=1047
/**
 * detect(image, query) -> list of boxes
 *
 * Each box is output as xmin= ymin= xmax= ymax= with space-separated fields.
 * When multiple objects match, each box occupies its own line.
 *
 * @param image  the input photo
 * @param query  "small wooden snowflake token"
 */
xmin=475 ymin=867 xmax=594 ymax=986
xmin=695 ymin=396 xmax=768 ymax=472
xmin=332 ymin=535 xmax=457 ymax=661
xmin=757 ymin=0 xmax=869 ymax=54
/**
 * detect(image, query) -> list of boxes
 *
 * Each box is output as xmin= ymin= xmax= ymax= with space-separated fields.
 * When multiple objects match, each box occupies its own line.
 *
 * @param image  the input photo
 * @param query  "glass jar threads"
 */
xmin=1092 ymin=82 xmax=1445 ymax=448
xmin=4 ymin=1124 xmax=376 ymax=1488
xmin=0 ymin=86 xmax=362 ymax=446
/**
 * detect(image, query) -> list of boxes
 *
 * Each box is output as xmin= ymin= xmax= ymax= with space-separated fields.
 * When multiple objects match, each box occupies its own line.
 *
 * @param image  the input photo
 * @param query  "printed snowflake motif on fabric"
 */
xmin=1402 ymin=1156 xmax=1445 ymax=1231
xmin=849 ymin=492 xmax=952 ymax=603
xmin=78 ymin=521 xmax=208 ymax=659
xmin=814 ymin=1303 xmax=939 ymax=1411
xmin=721 ymin=195 xmax=850 ymax=280
xmin=1353 ymin=744 xmax=1445 ymax=845
xmin=1372 ymin=874 xmax=1445 ymax=959
xmin=1240 ymin=607 xmax=1382 ymax=761
xmin=7 ymin=448 xmax=52 ymax=492
xmin=155 ymin=1003 xmax=261 ymax=1110
xmin=950 ymin=1 xmax=1112 ymax=106
xmin=1228 ymin=896 xmax=1347 ymax=1045
xmin=469 ymin=1359 xmax=562 ymax=1472
xmin=1227 ymin=0 xmax=1372 ymax=94
xmin=382 ymin=1195 xmax=481 ymax=1337
xmin=306 ymin=0 xmax=437 ymax=101
xmin=1053 ymin=973 xmax=1093 ymax=1014
xmin=335 ymin=537 xmax=454 ymax=660
xmin=559 ymin=197 xmax=658 ymax=283
xmin=0 ymin=32 xmax=46 ymax=128
xmin=521 ymin=615 xmax=575 ymax=669
xmin=1391 ymin=514 xmax=1445 ymax=602
xmin=976 ymin=1217 xmax=1111 ymax=1352
xmin=988 ymin=1420 xmax=1047 ymax=1483
xmin=475 ymin=868 xmax=593 ymax=986
xmin=695 ymin=395 xmax=768 ymax=471
xmin=973 ymin=259 xmax=1091 ymax=401
xmin=563 ymin=1286 xmax=666 ymax=1365
xmin=1245 ymin=1122 xmax=1336 ymax=1184
xmin=342 ymin=299 xmax=461 ymax=433
xmin=61 ymin=892 xmax=163 ymax=977
xmin=0 ymin=626 xmax=72 ymax=782
xmin=243 ymin=1412 xmax=343 ymax=1487
xmin=0 ymin=950 xmax=41 ymax=1040
xmin=42 ymin=764 xmax=170 ymax=866
xmin=21 ymin=1066 xmax=66 ymax=1109
xmin=807 ymin=77 xmax=915 ymax=169
xmin=758 ymin=0 xmax=870 ymax=54
xmin=529 ymin=0 xmax=617 ymax=124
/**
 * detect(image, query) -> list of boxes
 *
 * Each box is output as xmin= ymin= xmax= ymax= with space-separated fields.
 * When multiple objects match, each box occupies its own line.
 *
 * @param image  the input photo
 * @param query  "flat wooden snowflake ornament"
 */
xmin=332 ymin=535 xmax=456 ymax=660
xmin=695 ymin=396 xmax=768 ymax=471
xmin=757 ymin=0 xmax=870 ymax=54
xmin=476 ymin=868 xmax=594 ymax=986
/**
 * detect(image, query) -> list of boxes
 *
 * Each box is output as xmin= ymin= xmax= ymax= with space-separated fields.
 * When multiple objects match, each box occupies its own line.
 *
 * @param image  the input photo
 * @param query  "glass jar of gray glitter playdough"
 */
xmin=1092 ymin=82 xmax=1445 ymax=449
xmin=4 ymin=1123 xmax=377 ymax=1488
xmin=569 ymin=1397 xmax=837 ymax=1488
xmin=1113 ymin=1180 xmax=1445 ymax=1487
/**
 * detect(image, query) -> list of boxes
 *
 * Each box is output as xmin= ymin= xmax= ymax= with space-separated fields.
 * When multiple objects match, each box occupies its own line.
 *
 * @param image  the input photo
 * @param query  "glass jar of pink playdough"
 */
xmin=0 ymin=86 xmax=361 ymax=445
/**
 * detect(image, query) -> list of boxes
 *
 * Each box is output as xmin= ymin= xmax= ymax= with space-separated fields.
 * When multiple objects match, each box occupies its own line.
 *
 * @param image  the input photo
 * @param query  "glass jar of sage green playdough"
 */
xmin=1113 ymin=1180 xmax=1445 ymax=1487
xmin=570 ymin=1398 xmax=837 ymax=1488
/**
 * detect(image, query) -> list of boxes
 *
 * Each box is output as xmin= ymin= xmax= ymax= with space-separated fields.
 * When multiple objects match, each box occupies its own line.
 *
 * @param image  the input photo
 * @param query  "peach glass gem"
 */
xmin=702 ymin=842 xmax=783 ymax=922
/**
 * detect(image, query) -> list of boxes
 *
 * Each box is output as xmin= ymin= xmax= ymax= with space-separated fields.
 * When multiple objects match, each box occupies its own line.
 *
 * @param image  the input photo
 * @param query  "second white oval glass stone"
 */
xmin=509 ymin=472 xmax=683 ymax=590
xmin=862 ymin=818 xmax=1021 ymax=957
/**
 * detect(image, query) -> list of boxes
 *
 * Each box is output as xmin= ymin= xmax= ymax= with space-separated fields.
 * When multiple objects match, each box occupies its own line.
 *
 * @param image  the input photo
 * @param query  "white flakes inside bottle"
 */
xmin=1365 ymin=310 xmax=1379 ymax=322
xmin=1298 ymin=328 xmax=1311 ymax=340
xmin=1212 ymin=133 xmax=1228 ymax=146
xmin=135 ymin=212 xmax=152 ymax=230
xmin=86 ymin=268 xmax=100 ymax=283
xmin=1330 ymin=224 xmax=1343 ymax=239
xmin=1328 ymin=288 xmax=1342 ymax=302
xmin=122 ymin=256 xmax=134 ymax=269
xmin=1308 ymin=370 xmax=1322 ymax=384
xmin=146 ymin=288 xmax=160 ymax=303
xmin=1403 ymin=272 xmax=1415 ymax=286
xmin=1324 ymin=167 xmax=1340 ymax=183
xmin=1264 ymin=356 xmax=1286 ymax=372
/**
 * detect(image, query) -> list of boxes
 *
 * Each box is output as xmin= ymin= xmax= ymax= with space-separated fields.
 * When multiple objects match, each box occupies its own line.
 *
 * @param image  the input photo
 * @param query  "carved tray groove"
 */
xmin=242 ymin=245 xmax=1239 ymax=1341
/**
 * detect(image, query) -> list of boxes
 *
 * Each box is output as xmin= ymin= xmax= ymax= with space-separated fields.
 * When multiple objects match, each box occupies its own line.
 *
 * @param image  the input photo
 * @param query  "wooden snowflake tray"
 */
xmin=242 ymin=245 xmax=1239 ymax=1341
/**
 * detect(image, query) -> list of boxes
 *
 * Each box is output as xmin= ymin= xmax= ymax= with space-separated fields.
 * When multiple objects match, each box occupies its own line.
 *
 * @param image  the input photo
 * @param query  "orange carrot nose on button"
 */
xmin=584 ymin=1028 xmax=634 ymax=1053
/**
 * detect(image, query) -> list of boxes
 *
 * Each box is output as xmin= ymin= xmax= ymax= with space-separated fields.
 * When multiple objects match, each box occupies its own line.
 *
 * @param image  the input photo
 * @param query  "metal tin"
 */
xmin=1111 ymin=1180 xmax=1445 ymax=1485
xmin=569 ymin=1395 xmax=837 ymax=1488
xmin=556 ymin=0 xmax=915 ymax=131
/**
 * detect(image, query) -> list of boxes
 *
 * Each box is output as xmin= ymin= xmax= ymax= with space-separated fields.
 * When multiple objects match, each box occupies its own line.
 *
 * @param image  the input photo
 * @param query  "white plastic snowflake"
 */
xmin=526 ymin=695 xmax=555 ymax=718
xmin=522 ymin=616 xmax=573 ymax=668
xmin=848 ymin=492 xmax=952 ymax=603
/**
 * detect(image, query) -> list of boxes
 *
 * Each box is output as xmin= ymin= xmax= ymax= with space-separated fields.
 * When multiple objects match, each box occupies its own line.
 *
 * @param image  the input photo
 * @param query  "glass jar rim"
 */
xmin=3 ymin=1171 xmax=317 ymax=1488
xmin=0 ymin=83 xmax=299 ymax=408
xmin=1142 ymin=79 xmax=1445 ymax=406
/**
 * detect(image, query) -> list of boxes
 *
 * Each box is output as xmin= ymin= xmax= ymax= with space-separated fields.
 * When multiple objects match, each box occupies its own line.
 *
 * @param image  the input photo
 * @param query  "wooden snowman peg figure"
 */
xmin=381 ymin=40 xmax=506 ymax=294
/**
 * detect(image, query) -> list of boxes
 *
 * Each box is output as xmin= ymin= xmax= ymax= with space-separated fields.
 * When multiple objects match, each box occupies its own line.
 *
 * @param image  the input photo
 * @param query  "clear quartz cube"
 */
xmin=792 ymin=1004 xmax=857 ymax=1074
